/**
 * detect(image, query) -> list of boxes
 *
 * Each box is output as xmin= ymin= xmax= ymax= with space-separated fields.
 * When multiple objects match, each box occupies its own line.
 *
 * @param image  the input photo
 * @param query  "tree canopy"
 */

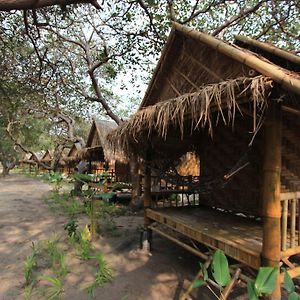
xmin=0 ymin=0 xmax=299 ymax=173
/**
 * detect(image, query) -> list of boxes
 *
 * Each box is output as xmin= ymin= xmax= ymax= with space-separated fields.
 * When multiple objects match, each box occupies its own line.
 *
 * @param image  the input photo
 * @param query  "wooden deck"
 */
xmin=147 ymin=206 xmax=263 ymax=269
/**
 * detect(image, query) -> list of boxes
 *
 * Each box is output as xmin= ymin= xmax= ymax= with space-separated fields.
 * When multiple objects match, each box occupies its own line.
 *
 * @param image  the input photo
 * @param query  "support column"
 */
xmin=261 ymin=101 xmax=282 ymax=300
xmin=143 ymin=148 xmax=152 ymax=250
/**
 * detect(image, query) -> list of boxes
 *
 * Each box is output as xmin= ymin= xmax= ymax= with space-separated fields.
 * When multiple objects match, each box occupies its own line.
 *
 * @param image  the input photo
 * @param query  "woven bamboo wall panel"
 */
xmin=282 ymin=111 xmax=300 ymax=192
xmin=199 ymin=116 xmax=262 ymax=216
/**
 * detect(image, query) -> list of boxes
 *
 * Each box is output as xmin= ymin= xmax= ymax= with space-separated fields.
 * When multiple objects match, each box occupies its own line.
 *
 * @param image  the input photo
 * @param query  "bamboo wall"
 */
xmin=197 ymin=108 xmax=300 ymax=216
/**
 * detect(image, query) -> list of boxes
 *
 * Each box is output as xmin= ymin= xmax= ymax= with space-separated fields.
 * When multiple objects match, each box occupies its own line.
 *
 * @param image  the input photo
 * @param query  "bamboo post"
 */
xmin=298 ymin=199 xmax=300 ymax=246
xmin=143 ymin=148 xmax=152 ymax=250
xmin=261 ymin=100 xmax=282 ymax=300
xmin=291 ymin=199 xmax=296 ymax=248
xmin=281 ymin=200 xmax=288 ymax=251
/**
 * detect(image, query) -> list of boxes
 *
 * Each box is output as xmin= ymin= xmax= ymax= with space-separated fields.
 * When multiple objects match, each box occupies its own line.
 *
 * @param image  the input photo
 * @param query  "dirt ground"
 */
xmin=0 ymin=173 xmax=249 ymax=300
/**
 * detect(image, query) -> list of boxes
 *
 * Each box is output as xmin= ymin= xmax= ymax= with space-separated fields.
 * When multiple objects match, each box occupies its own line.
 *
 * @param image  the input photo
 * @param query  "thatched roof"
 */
xmin=64 ymin=140 xmax=86 ymax=163
xmin=108 ymin=23 xmax=300 ymax=158
xmin=41 ymin=150 xmax=54 ymax=162
xmin=80 ymin=118 xmax=119 ymax=162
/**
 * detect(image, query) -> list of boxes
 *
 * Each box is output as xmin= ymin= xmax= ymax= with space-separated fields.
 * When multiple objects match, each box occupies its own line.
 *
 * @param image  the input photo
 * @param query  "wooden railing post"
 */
xmin=261 ymin=100 xmax=282 ymax=300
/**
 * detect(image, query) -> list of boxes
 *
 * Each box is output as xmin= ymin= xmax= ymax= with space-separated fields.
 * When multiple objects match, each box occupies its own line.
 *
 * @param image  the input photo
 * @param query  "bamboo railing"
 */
xmin=280 ymin=191 xmax=300 ymax=253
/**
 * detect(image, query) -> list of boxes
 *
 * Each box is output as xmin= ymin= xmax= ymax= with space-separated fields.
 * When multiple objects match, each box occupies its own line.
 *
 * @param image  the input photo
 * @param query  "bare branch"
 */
xmin=0 ymin=0 xmax=101 ymax=12
xmin=212 ymin=0 xmax=268 ymax=36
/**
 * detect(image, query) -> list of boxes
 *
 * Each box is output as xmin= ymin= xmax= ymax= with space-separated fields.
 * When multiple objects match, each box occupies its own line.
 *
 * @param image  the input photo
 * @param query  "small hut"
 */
xmin=109 ymin=23 xmax=300 ymax=297
xmin=83 ymin=118 xmax=130 ymax=182
xmin=40 ymin=150 xmax=54 ymax=171
xmin=65 ymin=140 xmax=86 ymax=174
xmin=19 ymin=153 xmax=32 ymax=170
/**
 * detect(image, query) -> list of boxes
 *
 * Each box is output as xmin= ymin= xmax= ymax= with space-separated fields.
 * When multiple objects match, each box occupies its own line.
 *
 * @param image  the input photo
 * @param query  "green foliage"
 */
xmin=284 ymin=270 xmax=295 ymax=294
xmin=24 ymin=243 xmax=38 ymax=285
xmin=24 ymin=283 xmax=35 ymax=300
xmin=42 ymin=275 xmax=64 ymax=300
xmin=47 ymin=191 xmax=85 ymax=216
xmin=44 ymin=171 xmax=63 ymax=191
xmin=211 ymin=249 xmax=231 ymax=287
xmin=255 ymin=267 xmax=279 ymax=295
xmin=43 ymin=238 xmax=69 ymax=278
xmin=76 ymin=227 xmax=93 ymax=260
xmin=73 ymin=173 xmax=95 ymax=183
xmin=64 ymin=219 xmax=79 ymax=239
xmin=284 ymin=271 xmax=300 ymax=300
xmin=86 ymin=252 xmax=113 ymax=298
xmin=247 ymin=267 xmax=279 ymax=299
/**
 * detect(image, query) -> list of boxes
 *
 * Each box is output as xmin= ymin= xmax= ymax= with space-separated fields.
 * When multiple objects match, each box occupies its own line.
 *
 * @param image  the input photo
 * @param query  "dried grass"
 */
xmin=108 ymin=76 xmax=273 ymax=156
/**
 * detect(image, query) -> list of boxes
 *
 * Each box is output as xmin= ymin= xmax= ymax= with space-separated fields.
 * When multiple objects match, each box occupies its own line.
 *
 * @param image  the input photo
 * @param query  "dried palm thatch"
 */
xmin=108 ymin=75 xmax=273 ymax=155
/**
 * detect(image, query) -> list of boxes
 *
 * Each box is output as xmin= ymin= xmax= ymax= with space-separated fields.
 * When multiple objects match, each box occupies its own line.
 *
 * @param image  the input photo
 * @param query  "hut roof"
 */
xmin=83 ymin=118 xmax=118 ymax=162
xmin=41 ymin=150 xmax=54 ymax=162
xmin=234 ymin=35 xmax=300 ymax=73
xmin=29 ymin=152 xmax=43 ymax=162
xmin=108 ymin=22 xmax=300 ymax=157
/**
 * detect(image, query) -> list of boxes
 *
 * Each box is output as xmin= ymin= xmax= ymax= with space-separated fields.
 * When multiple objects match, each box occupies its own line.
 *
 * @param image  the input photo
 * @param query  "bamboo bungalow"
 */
xmin=26 ymin=152 xmax=44 ymax=173
xmin=65 ymin=140 xmax=86 ymax=174
xmin=84 ymin=118 xmax=130 ymax=182
xmin=40 ymin=150 xmax=53 ymax=171
xmin=19 ymin=153 xmax=32 ymax=170
xmin=109 ymin=23 xmax=300 ymax=298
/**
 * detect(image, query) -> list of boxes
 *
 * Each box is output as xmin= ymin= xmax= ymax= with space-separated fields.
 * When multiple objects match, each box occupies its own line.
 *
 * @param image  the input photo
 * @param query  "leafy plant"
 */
xmin=86 ymin=252 xmax=113 ymax=298
xmin=192 ymin=250 xmax=283 ymax=299
xmin=247 ymin=267 xmax=279 ymax=299
xmin=211 ymin=250 xmax=231 ymax=287
xmin=284 ymin=271 xmax=300 ymax=300
xmin=24 ymin=283 xmax=35 ymax=300
xmin=44 ymin=171 xmax=63 ymax=191
xmin=64 ymin=219 xmax=79 ymax=239
xmin=24 ymin=242 xmax=38 ymax=285
xmin=43 ymin=238 xmax=69 ymax=278
xmin=76 ymin=227 xmax=93 ymax=260
xmin=42 ymin=275 xmax=64 ymax=300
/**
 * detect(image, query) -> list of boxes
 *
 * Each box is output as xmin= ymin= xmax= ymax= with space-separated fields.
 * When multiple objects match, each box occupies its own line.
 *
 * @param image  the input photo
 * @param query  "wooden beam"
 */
xmin=235 ymin=35 xmax=300 ymax=66
xmin=166 ymin=77 xmax=181 ymax=96
xmin=174 ymin=67 xmax=200 ymax=90
xmin=184 ymin=53 xmax=224 ymax=81
xmin=261 ymin=100 xmax=282 ymax=299
xmin=173 ymin=22 xmax=300 ymax=96
xmin=282 ymin=105 xmax=300 ymax=117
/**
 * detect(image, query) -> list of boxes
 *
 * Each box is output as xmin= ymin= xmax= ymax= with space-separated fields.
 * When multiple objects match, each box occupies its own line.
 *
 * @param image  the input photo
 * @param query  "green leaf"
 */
xmin=255 ymin=267 xmax=279 ymax=295
xmin=284 ymin=270 xmax=295 ymax=294
xmin=247 ymin=280 xmax=259 ymax=300
xmin=288 ymin=292 xmax=300 ymax=300
xmin=192 ymin=279 xmax=205 ymax=289
xmin=211 ymin=250 xmax=231 ymax=287
xmin=199 ymin=262 xmax=208 ymax=281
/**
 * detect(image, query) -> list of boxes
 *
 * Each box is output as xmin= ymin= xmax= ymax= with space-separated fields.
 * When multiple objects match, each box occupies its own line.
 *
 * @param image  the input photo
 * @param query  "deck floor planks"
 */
xmin=147 ymin=206 xmax=263 ymax=268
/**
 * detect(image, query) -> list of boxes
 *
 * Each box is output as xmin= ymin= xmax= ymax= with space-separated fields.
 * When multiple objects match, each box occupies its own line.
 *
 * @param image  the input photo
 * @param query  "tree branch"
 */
xmin=0 ymin=0 xmax=101 ymax=11
xmin=212 ymin=0 xmax=268 ymax=36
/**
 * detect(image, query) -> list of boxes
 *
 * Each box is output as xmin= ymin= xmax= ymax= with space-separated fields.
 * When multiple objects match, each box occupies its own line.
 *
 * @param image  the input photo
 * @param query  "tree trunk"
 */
xmin=1 ymin=160 xmax=15 ymax=177
xmin=129 ymin=154 xmax=143 ymax=210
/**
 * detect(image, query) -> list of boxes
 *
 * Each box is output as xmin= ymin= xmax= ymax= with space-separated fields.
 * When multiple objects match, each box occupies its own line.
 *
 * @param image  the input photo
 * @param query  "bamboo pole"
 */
xmin=235 ymin=35 xmax=300 ymax=66
xmin=260 ymin=100 xmax=282 ymax=300
xmin=291 ymin=199 xmax=296 ymax=248
xmin=173 ymin=22 xmax=300 ymax=96
xmin=143 ymin=150 xmax=152 ymax=229
xmin=281 ymin=200 xmax=288 ymax=251
xmin=298 ymin=200 xmax=300 ymax=246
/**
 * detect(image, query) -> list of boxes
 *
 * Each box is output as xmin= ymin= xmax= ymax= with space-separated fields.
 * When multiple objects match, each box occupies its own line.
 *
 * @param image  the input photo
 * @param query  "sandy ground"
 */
xmin=0 ymin=173 xmax=249 ymax=300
